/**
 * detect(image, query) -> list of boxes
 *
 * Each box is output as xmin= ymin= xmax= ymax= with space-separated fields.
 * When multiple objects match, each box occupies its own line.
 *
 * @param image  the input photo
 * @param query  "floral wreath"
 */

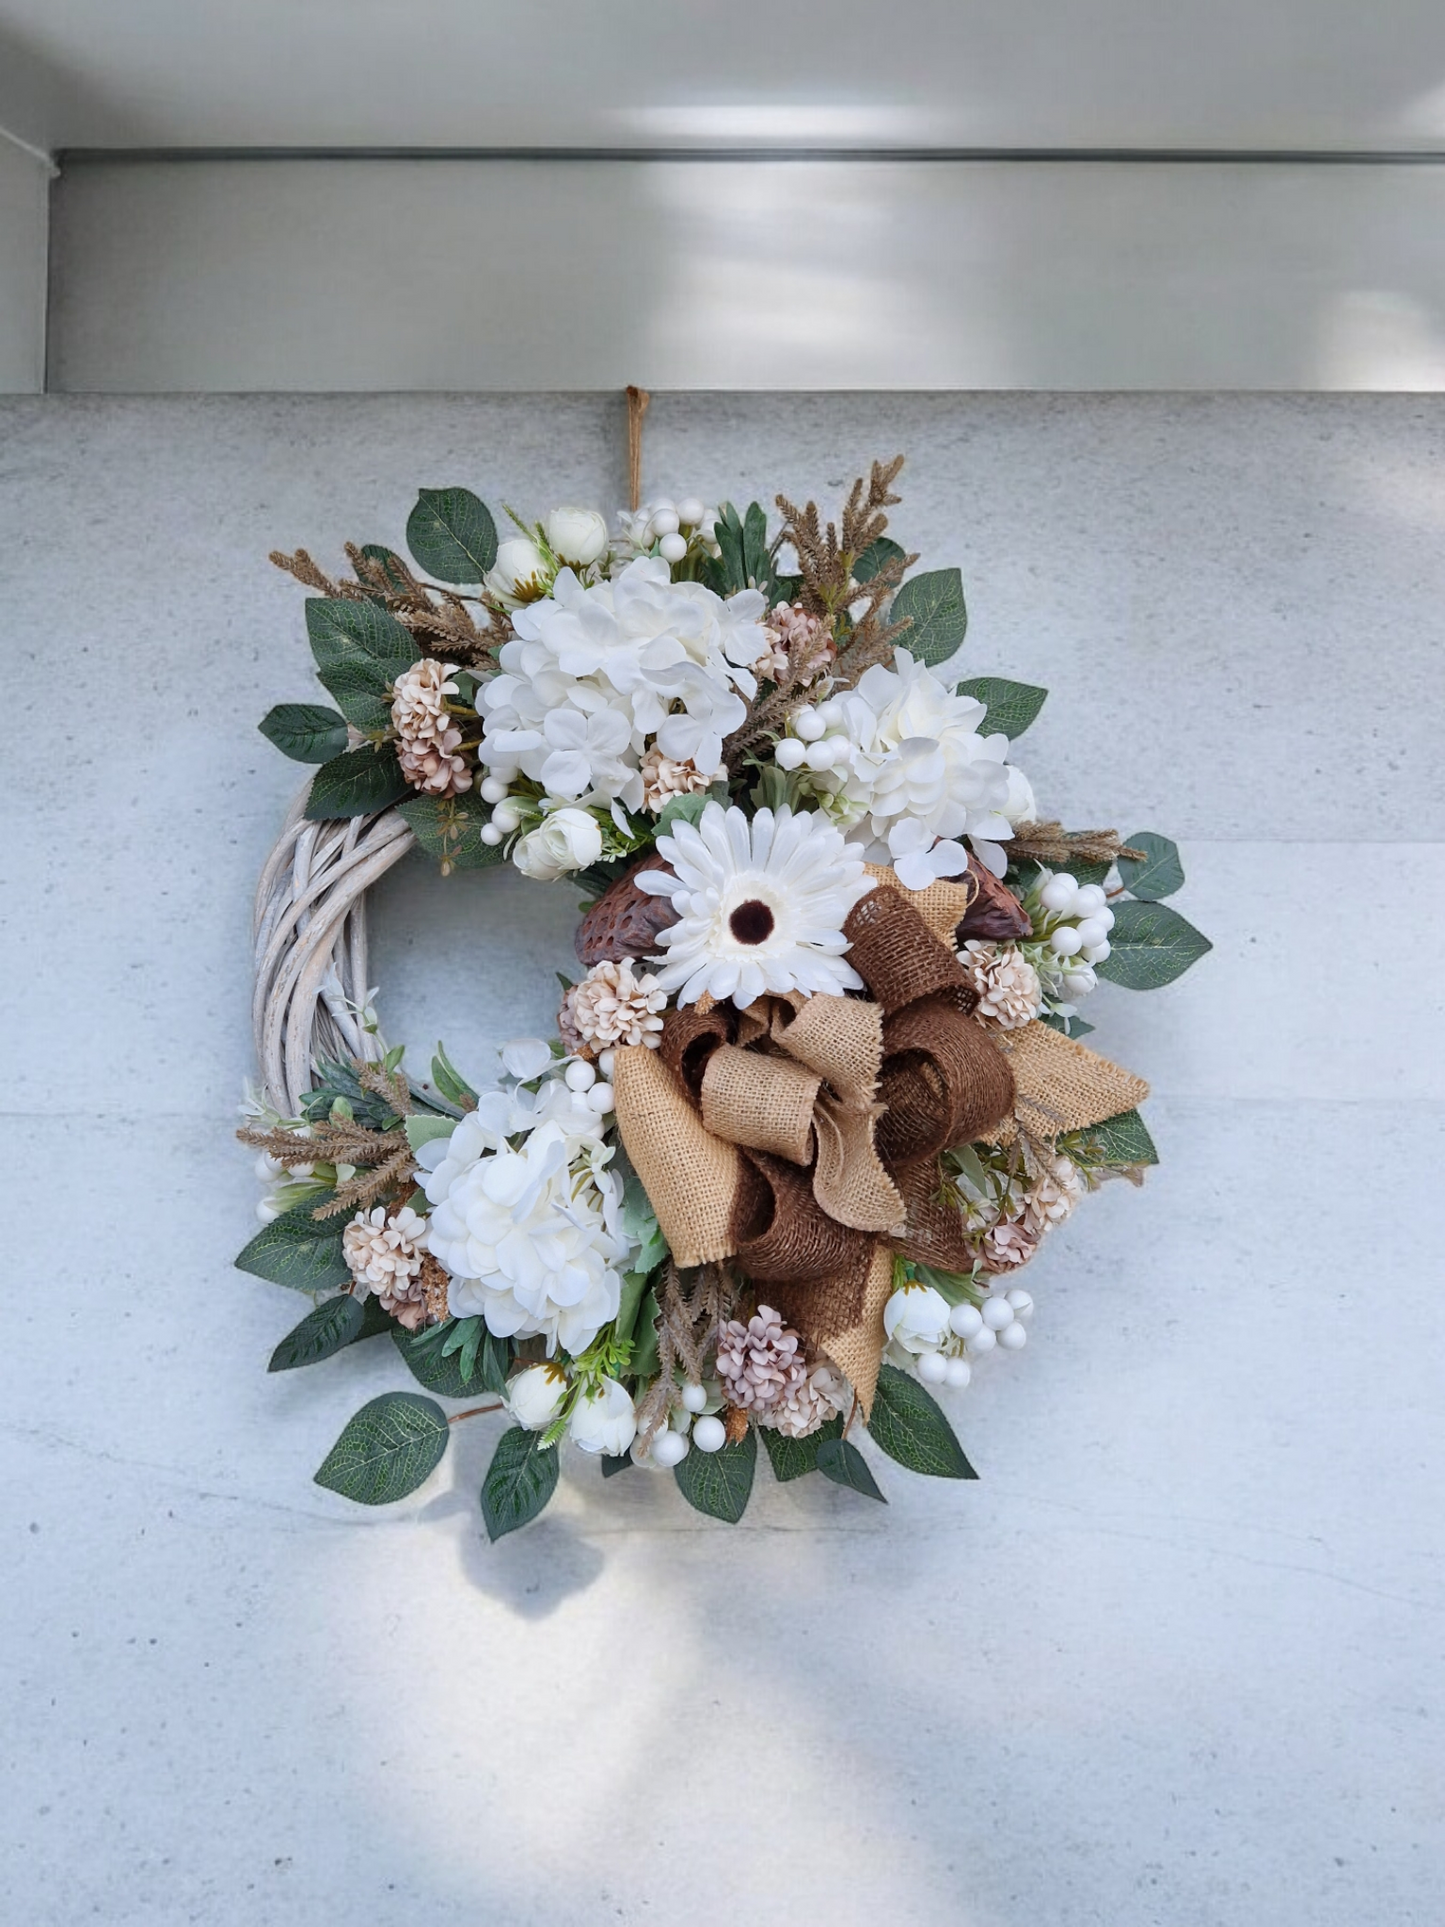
xmin=237 ymin=452 xmax=1210 ymax=1535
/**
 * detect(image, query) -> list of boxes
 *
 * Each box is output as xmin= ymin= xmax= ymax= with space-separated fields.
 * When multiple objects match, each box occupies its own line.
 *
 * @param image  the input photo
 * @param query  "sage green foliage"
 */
xmin=1040 ymin=1011 xmax=1096 ymax=1039
xmin=259 ymin=702 xmax=350 ymax=763
xmin=405 ymin=487 xmax=498 ymax=585
xmin=403 ymin=1113 xmax=455 ymax=1152
xmin=397 ymin=1317 xmax=512 ymax=1397
xmin=759 ymin=1414 xmax=843 ymax=1482
xmin=702 ymin=501 xmax=793 ymax=606
xmin=1094 ymin=899 xmax=1211 ymax=990
xmin=954 ymin=676 xmax=1048 ymax=740
xmin=398 ymin=792 xmax=505 ymax=870
xmin=268 ymin=1293 xmax=365 ymax=1371
xmin=235 ymin=1195 xmax=350 ymax=1292
xmin=1116 ymin=831 xmax=1185 ymax=901
xmin=852 ymin=535 xmax=906 ymax=583
xmin=1068 ymin=1107 xmax=1159 ymax=1169
xmin=654 ymin=789 xmax=726 ymax=838
xmin=302 ymin=1059 xmax=402 ymax=1130
xmin=314 ymin=1391 xmax=450 ymax=1505
xmin=431 ymin=1043 xmax=478 ymax=1109
xmin=305 ymin=743 xmax=410 ymax=820
xmin=629 ymin=1288 xmax=662 ymax=1382
xmin=816 ymin=1436 xmax=887 ymax=1501
xmin=481 ymin=1426 xmax=560 ymax=1540
xmin=304 ymin=596 xmax=419 ymax=730
xmin=674 ymin=1427 xmax=757 ymax=1522
xmin=892 ymin=566 xmax=967 ymax=667
xmin=866 ymin=1364 xmax=978 ymax=1479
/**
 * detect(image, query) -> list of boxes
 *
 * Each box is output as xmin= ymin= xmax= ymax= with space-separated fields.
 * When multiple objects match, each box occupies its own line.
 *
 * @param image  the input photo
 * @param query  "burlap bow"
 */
xmin=613 ymin=869 xmax=1150 ymax=1413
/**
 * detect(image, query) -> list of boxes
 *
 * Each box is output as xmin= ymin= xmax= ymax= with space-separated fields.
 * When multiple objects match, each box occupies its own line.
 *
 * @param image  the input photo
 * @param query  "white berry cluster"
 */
xmin=1025 ymin=869 xmax=1116 ymax=1010
xmin=649 ymin=1379 xmax=726 ymax=1468
xmin=611 ymin=495 xmax=716 ymax=569
xmin=884 ymin=1279 xmax=1035 ymax=1390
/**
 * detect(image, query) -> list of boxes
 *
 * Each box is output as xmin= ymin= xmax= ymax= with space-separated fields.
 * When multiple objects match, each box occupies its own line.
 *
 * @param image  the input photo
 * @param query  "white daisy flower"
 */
xmin=636 ymin=802 xmax=871 ymax=1009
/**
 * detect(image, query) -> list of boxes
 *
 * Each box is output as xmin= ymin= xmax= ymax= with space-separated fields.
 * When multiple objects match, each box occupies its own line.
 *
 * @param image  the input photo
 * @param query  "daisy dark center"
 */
xmin=729 ymin=899 xmax=775 ymax=945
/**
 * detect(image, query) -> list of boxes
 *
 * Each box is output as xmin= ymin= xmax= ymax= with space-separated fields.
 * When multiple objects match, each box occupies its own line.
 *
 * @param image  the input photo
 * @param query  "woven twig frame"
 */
xmin=253 ymin=788 xmax=415 ymax=1117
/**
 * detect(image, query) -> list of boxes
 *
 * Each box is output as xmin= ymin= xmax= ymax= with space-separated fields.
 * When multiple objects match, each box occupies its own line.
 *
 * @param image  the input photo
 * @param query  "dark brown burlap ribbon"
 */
xmin=613 ymin=879 xmax=1018 ymax=1411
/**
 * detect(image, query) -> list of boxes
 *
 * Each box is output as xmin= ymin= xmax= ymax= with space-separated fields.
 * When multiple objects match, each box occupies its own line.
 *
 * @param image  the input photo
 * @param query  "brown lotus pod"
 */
xmin=574 ymin=855 xmax=679 ymax=967
xmin=957 ymin=855 xmax=1032 ymax=942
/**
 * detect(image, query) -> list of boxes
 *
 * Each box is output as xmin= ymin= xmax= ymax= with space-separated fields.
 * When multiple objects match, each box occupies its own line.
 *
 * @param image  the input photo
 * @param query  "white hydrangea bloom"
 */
xmin=416 ymin=1091 xmax=631 ymax=1354
xmin=823 ymin=649 xmax=1027 ymax=877
xmin=476 ymin=558 xmax=766 ymax=810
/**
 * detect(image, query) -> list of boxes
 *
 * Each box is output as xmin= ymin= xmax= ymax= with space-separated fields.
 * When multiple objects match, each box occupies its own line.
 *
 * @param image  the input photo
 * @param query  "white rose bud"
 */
xmin=567 ymin=1377 xmax=638 ymax=1456
xmin=882 ymin=1282 xmax=952 ymax=1354
xmin=511 ymin=807 xmax=604 ymax=881
xmin=545 ymin=506 xmax=609 ymax=568
xmin=1001 ymin=763 xmax=1037 ymax=826
xmin=485 ymin=536 xmax=551 ymax=608
xmin=507 ymin=1363 xmax=568 ymax=1431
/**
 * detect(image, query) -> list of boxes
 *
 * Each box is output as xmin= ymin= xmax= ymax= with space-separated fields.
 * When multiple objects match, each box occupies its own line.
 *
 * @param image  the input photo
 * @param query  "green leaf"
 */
xmin=305 ymin=744 xmax=411 ymax=820
xmin=954 ymin=676 xmax=1048 ymax=741
xmin=1040 ymin=1010 xmax=1096 ymax=1039
xmin=1094 ymin=899 xmax=1212 ymax=991
xmin=613 ymin=1270 xmax=650 ymax=1347
xmin=358 ymin=543 xmax=413 ymax=596
xmin=630 ymin=1288 xmax=661 ymax=1382
xmin=912 ymin=1263 xmax=977 ymax=1308
xmin=314 ymin=1392 xmax=450 ymax=1505
xmin=867 ymin=1363 xmax=977 ymax=1480
xmin=654 ymin=791 xmax=714 ymax=837
xmin=481 ymin=1426 xmax=559 ymax=1540
xmin=304 ymin=597 xmax=419 ymax=728
xmin=431 ymin=1043 xmax=479 ymax=1110
xmin=601 ymin=1452 xmax=634 ymax=1479
xmin=891 ymin=566 xmax=967 ymax=667
xmin=235 ymin=1196 xmax=350 ymax=1292
xmin=816 ymin=1436 xmax=888 ymax=1502
xmin=259 ymin=702 xmax=350 ymax=764
xmin=759 ymin=1414 xmax=843 ymax=1482
xmin=404 ymin=1113 xmax=455 ymax=1152
xmin=1117 ymin=831 xmax=1186 ymax=902
xmin=406 ymin=487 xmax=498 ymax=585
xmin=397 ymin=792 xmax=505 ymax=871
xmin=268 ymin=1293 xmax=365 ymax=1371
xmin=702 ymin=501 xmax=789 ymax=603
xmin=675 ymin=1427 xmax=757 ymax=1522
xmin=392 ymin=1324 xmax=478 ymax=1399
xmin=1070 ymin=1107 xmax=1159 ymax=1168
xmin=852 ymin=536 xmax=905 ymax=584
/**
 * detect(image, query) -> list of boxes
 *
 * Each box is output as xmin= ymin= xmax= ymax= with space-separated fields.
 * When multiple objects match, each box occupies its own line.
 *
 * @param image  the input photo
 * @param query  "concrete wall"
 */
xmin=2 ymin=391 xmax=1440 ymax=1925
xmin=47 ymin=156 xmax=1445 ymax=391
xmin=0 ymin=134 xmax=48 ymax=391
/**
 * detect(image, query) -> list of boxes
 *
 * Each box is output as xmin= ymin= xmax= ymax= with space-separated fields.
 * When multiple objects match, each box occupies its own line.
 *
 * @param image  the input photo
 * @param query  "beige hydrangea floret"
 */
xmin=342 ymin=1204 xmax=432 ymax=1329
xmin=958 ymin=939 xmax=1042 ymax=1030
xmin=391 ymin=658 xmax=472 ymax=797
xmin=639 ymin=745 xmax=719 ymax=813
xmin=562 ymin=958 xmax=667 ymax=1053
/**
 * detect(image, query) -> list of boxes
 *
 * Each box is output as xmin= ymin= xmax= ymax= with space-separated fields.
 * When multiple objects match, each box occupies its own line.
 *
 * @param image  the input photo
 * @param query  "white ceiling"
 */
xmin=4 ymin=0 xmax=1445 ymax=155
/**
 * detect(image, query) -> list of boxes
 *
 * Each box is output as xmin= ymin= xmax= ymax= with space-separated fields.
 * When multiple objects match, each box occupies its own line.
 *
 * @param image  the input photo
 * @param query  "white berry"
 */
xmin=917 ymin=1350 xmax=948 ymax=1384
xmin=965 ymin=1326 xmax=997 ymax=1356
xmin=650 ymin=508 xmax=680 ymax=537
xmin=596 ymin=1050 xmax=616 ymax=1077
xmin=805 ymin=740 xmax=838 ymax=772
xmin=680 ymin=1382 xmax=709 ymax=1414
xmin=1063 ymin=968 xmax=1096 ymax=997
xmin=659 ymin=532 xmax=688 ymax=564
xmin=491 ymin=797 xmax=524 ymax=833
xmin=1075 ymin=916 xmax=1109 ymax=948
xmin=1093 ymin=904 xmax=1115 ymax=932
xmin=651 ymin=1429 xmax=688 ymax=1467
xmin=564 ymin=1058 xmax=596 ymax=1091
xmin=944 ymin=1357 xmax=972 ymax=1389
xmin=998 ymin=1322 xmax=1028 ymax=1350
xmin=1040 ymin=876 xmax=1078 ymax=914
xmin=677 ymin=497 xmax=705 ymax=528
xmin=1082 ymin=941 xmax=1111 ymax=964
xmin=1006 ymin=1288 xmax=1034 ymax=1317
xmin=692 ymin=1415 xmax=727 ymax=1452
xmin=480 ymin=775 xmax=509 ymax=804
xmin=774 ymin=738 xmax=807 ymax=770
xmin=480 ymin=822 xmax=504 ymax=846
xmin=1074 ymin=883 xmax=1107 ymax=915
xmin=1049 ymin=926 xmax=1083 ymax=957
xmin=793 ymin=707 xmax=824 ymax=741
xmin=585 ymin=1082 xmax=615 ymax=1114
xmin=949 ymin=1302 xmax=984 ymax=1338
xmin=982 ymin=1296 xmax=1014 ymax=1331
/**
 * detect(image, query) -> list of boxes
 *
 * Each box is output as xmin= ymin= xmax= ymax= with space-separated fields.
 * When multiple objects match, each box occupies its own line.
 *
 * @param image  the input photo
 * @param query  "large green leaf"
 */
xmin=703 ymin=501 xmax=789 ymax=604
xmin=954 ymin=676 xmax=1048 ymax=740
xmin=305 ymin=744 xmax=411 ymax=820
xmin=406 ymin=487 xmax=498 ymax=585
xmin=393 ymin=1318 xmax=509 ymax=1398
xmin=397 ymin=793 xmax=504 ymax=871
xmin=314 ymin=1392 xmax=450 ymax=1505
xmin=1094 ymin=899 xmax=1212 ymax=990
xmin=481 ymin=1426 xmax=560 ymax=1540
xmin=866 ymin=1363 xmax=977 ymax=1479
xmin=816 ymin=1436 xmax=888 ymax=1502
xmin=1069 ymin=1107 xmax=1159 ymax=1168
xmin=305 ymin=595 xmax=419 ymax=680
xmin=259 ymin=703 xmax=350 ymax=764
xmin=891 ymin=566 xmax=967 ymax=667
xmin=1117 ymin=831 xmax=1186 ymax=902
xmin=674 ymin=1428 xmax=757 ymax=1522
xmin=235 ymin=1196 xmax=350 ymax=1291
xmin=758 ymin=1415 xmax=842 ymax=1482
xmin=268 ymin=1292 xmax=365 ymax=1371
xmin=853 ymin=536 xmax=906 ymax=584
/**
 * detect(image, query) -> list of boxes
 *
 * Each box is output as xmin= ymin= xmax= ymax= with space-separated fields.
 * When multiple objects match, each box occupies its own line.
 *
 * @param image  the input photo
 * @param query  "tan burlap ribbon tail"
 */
xmin=980 ymin=1020 xmax=1151 ymax=1144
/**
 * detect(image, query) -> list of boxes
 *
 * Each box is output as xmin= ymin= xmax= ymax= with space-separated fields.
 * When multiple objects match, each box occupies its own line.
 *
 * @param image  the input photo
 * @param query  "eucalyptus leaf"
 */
xmin=267 ymin=1293 xmax=365 ymax=1371
xmin=654 ymin=792 xmax=714 ymax=837
xmin=759 ymin=1415 xmax=843 ymax=1482
xmin=954 ymin=676 xmax=1048 ymax=740
xmin=891 ymin=566 xmax=967 ymax=667
xmin=259 ymin=703 xmax=350 ymax=764
xmin=305 ymin=595 xmax=419 ymax=681
xmin=1094 ymin=899 xmax=1212 ymax=991
xmin=1117 ymin=831 xmax=1186 ymax=902
xmin=852 ymin=535 xmax=906 ymax=584
xmin=866 ymin=1364 xmax=978 ymax=1480
xmin=1069 ymin=1107 xmax=1159 ymax=1168
xmin=314 ymin=1392 xmax=450 ymax=1506
xmin=403 ymin=1113 xmax=455 ymax=1152
xmin=398 ymin=792 xmax=505 ymax=871
xmin=235 ymin=1196 xmax=350 ymax=1292
xmin=674 ymin=1427 xmax=757 ymax=1522
xmin=816 ymin=1436 xmax=888 ymax=1502
xmin=305 ymin=744 xmax=411 ymax=821
xmin=481 ymin=1426 xmax=559 ymax=1540
xmin=431 ymin=1042 xmax=479 ymax=1109
xmin=405 ymin=487 xmax=498 ymax=585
